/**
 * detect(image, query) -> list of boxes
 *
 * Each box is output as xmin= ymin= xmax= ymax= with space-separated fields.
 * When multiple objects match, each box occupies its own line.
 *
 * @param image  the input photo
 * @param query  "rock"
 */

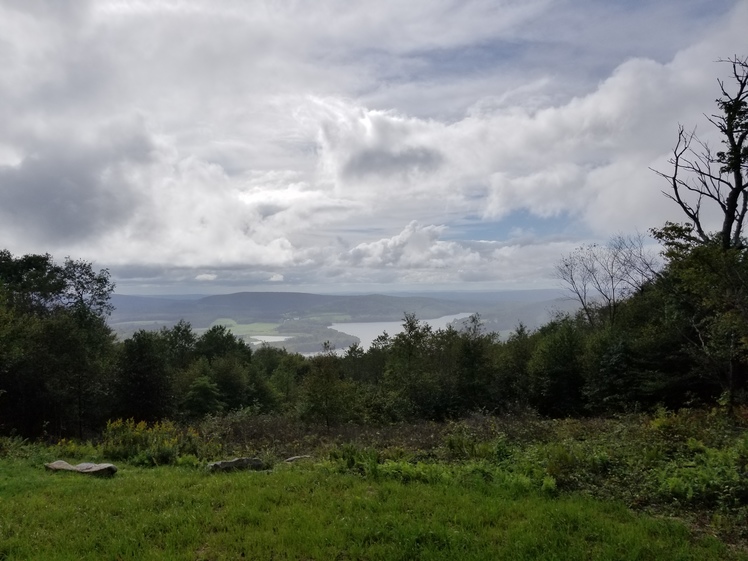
xmin=207 ymin=457 xmax=266 ymax=472
xmin=45 ymin=460 xmax=118 ymax=477
xmin=284 ymin=455 xmax=311 ymax=463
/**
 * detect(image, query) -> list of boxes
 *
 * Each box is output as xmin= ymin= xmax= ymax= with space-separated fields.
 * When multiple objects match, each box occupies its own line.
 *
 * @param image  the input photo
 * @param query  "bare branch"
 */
xmin=556 ymin=236 xmax=660 ymax=326
xmin=653 ymin=56 xmax=748 ymax=249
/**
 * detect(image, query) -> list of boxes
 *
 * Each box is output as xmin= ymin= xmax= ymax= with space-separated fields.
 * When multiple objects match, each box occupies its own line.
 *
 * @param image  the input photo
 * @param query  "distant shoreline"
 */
xmin=330 ymin=313 xmax=474 ymax=351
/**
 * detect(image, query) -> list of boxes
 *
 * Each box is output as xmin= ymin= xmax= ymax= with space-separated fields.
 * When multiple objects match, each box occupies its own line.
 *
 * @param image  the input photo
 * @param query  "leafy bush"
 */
xmin=653 ymin=436 xmax=748 ymax=508
xmin=100 ymin=418 xmax=221 ymax=466
xmin=544 ymin=442 xmax=582 ymax=488
xmin=648 ymin=407 xmax=737 ymax=448
xmin=329 ymin=443 xmax=381 ymax=477
xmin=53 ymin=438 xmax=100 ymax=460
xmin=441 ymin=418 xmax=513 ymax=462
xmin=0 ymin=436 xmax=37 ymax=459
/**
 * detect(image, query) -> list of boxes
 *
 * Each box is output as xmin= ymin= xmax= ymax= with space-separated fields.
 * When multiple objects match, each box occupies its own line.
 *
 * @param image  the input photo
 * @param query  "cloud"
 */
xmin=339 ymin=221 xmax=475 ymax=268
xmin=342 ymin=147 xmax=443 ymax=180
xmin=195 ymin=273 xmax=217 ymax=281
xmin=0 ymin=0 xmax=746 ymax=293
xmin=0 ymin=117 xmax=152 ymax=245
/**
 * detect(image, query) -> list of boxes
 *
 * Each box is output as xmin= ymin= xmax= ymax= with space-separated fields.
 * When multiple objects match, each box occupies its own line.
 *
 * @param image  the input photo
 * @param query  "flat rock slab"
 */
xmin=284 ymin=455 xmax=311 ymax=463
xmin=45 ymin=460 xmax=118 ymax=477
xmin=208 ymin=457 xmax=266 ymax=472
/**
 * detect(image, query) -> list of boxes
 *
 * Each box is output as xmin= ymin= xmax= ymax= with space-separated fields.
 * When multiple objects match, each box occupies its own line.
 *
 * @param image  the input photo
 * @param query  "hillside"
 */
xmin=109 ymin=292 xmax=469 ymax=325
xmin=108 ymin=289 xmax=578 ymax=349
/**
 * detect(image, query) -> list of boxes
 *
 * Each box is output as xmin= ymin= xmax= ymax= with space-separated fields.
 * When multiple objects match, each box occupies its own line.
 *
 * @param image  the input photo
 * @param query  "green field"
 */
xmin=198 ymin=318 xmax=358 ymax=353
xmin=1 ymin=459 xmax=742 ymax=561
xmin=204 ymin=319 xmax=282 ymax=337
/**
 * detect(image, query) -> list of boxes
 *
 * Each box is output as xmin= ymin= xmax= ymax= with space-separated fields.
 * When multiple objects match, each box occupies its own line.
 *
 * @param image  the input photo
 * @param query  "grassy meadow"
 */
xmin=196 ymin=316 xmax=358 ymax=352
xmin=3 ymin=410 xmax=748 ymax=560
xmin=1 ymin=458 xmax=742 ymax=561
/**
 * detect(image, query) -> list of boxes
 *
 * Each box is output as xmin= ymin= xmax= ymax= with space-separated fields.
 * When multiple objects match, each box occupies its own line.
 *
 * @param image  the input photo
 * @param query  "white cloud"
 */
xmin=0 ymin=0 xmax=746 ymax=292
xmin=339 ymin=221 xmax=479 ymax=269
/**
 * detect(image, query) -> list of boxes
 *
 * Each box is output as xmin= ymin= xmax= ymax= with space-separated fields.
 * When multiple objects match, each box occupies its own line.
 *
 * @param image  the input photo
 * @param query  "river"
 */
xmin=330 ymin=313 xmax=474 ymax=351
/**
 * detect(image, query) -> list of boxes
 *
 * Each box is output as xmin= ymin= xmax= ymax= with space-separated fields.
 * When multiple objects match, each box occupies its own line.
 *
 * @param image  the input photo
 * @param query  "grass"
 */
xmin=304 ymin=313 xmax=353 ymax=322
xmin=0 ymin=458 xmax=745 ymax=561
xmin=5 ymin=409 xmax=748 ymax=559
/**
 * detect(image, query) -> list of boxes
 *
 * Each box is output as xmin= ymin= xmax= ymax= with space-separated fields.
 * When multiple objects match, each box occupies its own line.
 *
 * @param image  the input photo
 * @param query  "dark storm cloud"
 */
xmin=342 ymin=146 xmax=444 ymax=179
xmin=0 ymin=125 xmax=153 ymax=244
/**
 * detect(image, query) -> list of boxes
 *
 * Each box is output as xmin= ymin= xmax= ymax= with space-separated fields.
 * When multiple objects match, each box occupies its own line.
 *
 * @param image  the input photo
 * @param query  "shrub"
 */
xmin=654 ymin=437 xmax=748 ymax=508
xmin=100 ymin=418 xmax=221 ymax=466
xmin=0 ymin=436 xmax=38 ymax=459
xmin=53 ymin=438 xmax=99 ymax=460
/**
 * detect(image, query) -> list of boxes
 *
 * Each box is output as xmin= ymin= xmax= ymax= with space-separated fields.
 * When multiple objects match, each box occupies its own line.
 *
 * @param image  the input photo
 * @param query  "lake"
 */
xmin=330 ymin=313 xmax=474 ymax=351
xmin=249 ymin=335 xmax=292 ymax=345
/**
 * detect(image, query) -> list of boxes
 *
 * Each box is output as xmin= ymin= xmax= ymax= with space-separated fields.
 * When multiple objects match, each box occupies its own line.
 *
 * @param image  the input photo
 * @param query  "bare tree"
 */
xmin=555 ymin=234 xmax=660 ymax=326
xmin=652 ymin=56 xmax=748 ymax=250
xmin=609 ymin=232 xmax=662 ymax=294
xmin=556 ymin=248 xmax=596 ymax=325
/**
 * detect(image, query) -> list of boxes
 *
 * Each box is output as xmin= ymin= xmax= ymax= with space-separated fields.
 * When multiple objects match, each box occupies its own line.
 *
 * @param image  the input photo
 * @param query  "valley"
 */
xmin=108 ymin=289 xmax=578 ymax=353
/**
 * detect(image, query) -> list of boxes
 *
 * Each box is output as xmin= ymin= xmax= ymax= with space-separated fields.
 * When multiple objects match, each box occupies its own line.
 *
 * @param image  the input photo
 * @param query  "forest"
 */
xmin=0 ymin=236 xmax=743 ymax=440
xmin=1 ymin=57 xmax=747 ymax=441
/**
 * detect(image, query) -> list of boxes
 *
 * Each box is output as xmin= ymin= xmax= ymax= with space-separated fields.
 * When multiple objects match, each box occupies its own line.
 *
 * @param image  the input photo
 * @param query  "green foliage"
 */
xmin=8 ymin=238 xmax=748 ymax=438
xmin=7 ymin=408 xmax=748 ymax=549
xmin=0 ymin=436 xmax=38 ymax=459
xmin=655 ymin=439 xmax=748 ymax=507
xmin=527 ymin=317 xmax=586 ymax=416
xmin=195 ymin=324 xmax=252 ymax=363
xmin=382 ymin=314 xmax=439 ymax=418
xmin=52 ymin=438 xmax=100 ymax=460
xmin=298 ymin=344 xmax=359 ymax=426
xmin=441 ymin=421 xmax=507 ymax=462
xmin=3 ymin=459 xmax=742 ymax=561
xmin=268 ymin=352 xmax=307 ymax=410
xmin=492 ymin=323 xmax=535 ymax=408
xmin=0 ymin=250 xmax=114 ymax=319
xmin=114 ymin=329 xmax=173 ymax=422
xmin=209 ymin=355 xmax=249 ymax=410
xmin=356 ymin=384 xmax=413 ymax=423
xmin=183 ymin=376 xmax=225 ymax=419
xmin=663 ymin=243 xmax=748 ymax=407
xmin=541 ymin=475 xmax=558 ymax=495
xmin=583 ymin=330 xmax=639 ymax=413
xmin=100 ymin=418 xmax=220 ymax=466
xmin=160 ymin=319 xmax=196 ymax=371
xmin=0 ymin=253 xmax=117 ymax=438
xmin=642 ymin=408 xmax=748 ymax=509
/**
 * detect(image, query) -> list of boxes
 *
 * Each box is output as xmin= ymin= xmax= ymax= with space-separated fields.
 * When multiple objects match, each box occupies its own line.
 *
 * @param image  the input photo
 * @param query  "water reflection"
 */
xmin=330 ymin=313 xmax=474 ymax=351
xmin=249 ymin=335 xmax=292 ymax=344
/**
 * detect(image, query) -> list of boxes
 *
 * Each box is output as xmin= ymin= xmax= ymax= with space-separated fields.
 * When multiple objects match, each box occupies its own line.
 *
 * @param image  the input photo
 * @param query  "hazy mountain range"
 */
xmin=108 ymin=289 xmax=579 ymax=351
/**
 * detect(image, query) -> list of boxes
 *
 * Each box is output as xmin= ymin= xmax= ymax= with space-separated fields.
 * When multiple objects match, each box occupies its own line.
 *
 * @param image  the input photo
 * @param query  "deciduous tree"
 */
xmin=653 ymin=56 xmax=748 ymax=250
xmin=555 ymin=234 xmax=659 ymax=326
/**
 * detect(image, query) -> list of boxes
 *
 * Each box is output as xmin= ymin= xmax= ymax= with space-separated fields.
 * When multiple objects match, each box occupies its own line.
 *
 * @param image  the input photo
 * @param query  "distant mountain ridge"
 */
xmin=109 ymin=291 xmax=470 ymax=327
xmin=108 ymin=289 xmax=579 ymax=338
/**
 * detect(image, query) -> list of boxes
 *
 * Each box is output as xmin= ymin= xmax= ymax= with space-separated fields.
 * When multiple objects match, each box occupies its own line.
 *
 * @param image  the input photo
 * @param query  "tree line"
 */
xmin=1 ymin=56 xmax=746 ymax=438
xmin=0 ymin=239 xmax=743 ymax=438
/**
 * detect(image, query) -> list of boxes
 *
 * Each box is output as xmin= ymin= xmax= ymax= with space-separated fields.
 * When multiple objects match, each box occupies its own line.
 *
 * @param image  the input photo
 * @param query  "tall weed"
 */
xmin=100 ymin=418 xmax=221 ymax=466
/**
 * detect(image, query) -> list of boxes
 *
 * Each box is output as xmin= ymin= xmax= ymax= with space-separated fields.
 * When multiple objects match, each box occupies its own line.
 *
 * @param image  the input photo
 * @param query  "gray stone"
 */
xmin=45 ymin=460 xmax=118 ymax=477
xmin=284 ymin=455 xmax=311 ymax=463
xmin=207 ymin=457 xmax=266 ymax=472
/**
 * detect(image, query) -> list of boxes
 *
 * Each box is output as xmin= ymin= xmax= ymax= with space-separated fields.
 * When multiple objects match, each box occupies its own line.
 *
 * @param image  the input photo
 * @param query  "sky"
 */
xmin=0 ymin=0 xmax=746 ymax=295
